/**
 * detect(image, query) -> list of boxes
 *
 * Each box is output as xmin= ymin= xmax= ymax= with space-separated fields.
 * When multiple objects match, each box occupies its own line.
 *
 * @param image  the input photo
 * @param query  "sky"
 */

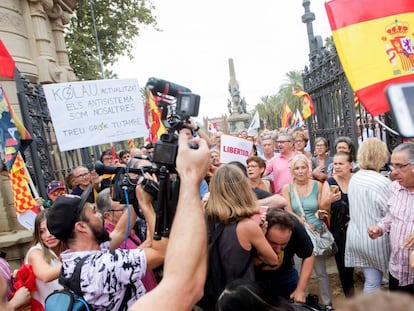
xmin=115 ymin=0 xmax=333 ymax=121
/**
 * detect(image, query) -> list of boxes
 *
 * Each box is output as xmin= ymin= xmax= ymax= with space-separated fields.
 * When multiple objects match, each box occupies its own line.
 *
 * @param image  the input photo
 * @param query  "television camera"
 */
xmin=95 ymin=78 xmax=201 ymax=240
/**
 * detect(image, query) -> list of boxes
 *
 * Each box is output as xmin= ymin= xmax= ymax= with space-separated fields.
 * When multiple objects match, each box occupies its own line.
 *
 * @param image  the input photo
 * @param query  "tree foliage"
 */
xmin=66 ymin=0 xmax=158 ymax=80
xmin=252 ymin=70 xmax=304 ymax=128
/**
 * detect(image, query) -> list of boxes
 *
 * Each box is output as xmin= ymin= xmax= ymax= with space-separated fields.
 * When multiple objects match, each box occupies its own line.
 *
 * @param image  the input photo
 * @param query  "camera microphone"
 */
xmin=146 ymin=77 xmax=191 ymax=97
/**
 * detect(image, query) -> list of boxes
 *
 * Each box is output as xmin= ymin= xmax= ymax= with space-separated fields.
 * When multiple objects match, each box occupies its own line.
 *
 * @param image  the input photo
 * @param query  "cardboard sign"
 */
xmin=43 ymin=79 xmax=147 ymax=151
xmin=220 ymin=134 xmax=253 ymax=164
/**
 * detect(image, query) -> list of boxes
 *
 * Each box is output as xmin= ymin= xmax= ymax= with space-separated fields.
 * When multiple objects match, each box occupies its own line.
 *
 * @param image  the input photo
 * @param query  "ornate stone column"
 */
xmin=0 ymin=0 xmax=78 ymax=269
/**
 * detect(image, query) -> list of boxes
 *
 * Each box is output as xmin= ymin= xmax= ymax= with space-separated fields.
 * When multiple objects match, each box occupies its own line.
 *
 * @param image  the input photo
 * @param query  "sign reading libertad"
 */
xmin=44 ymin=79 xmax=147 ymax=151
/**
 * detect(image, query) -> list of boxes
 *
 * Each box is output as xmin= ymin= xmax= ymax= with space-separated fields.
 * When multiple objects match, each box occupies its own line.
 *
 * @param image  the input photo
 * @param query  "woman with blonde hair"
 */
xmin=345 ymin=138 xmax=391 ymax=293
xmin=23 ymin=209 xmax=65 ymax=308
xmin=282 ymin=154 xmax=332 ymax=307
xmin=202 ymin=164 xmax=278 ymax=309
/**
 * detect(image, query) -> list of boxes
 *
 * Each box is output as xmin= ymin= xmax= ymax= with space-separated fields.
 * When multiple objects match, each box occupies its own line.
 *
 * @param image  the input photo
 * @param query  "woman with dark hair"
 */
xmin=311 ymin=137 xmax=333 ymax=183
xmin=321 ymin=152 xmax=355 ymax=297
xmin=246 ymin=156 xmax=272 ymax=192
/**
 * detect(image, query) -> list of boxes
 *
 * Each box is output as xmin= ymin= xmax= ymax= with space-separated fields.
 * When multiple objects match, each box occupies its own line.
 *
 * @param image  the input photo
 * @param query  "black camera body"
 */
xmin=94 ymin=78 xmax=201 ymax=240
xmin=146 ymin=78 xmax=200 ymax=169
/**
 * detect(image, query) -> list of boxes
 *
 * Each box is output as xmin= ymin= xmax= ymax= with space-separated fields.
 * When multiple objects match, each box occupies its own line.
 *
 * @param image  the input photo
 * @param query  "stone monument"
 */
xmin=227 ymin=58 xmax=250 ymax=134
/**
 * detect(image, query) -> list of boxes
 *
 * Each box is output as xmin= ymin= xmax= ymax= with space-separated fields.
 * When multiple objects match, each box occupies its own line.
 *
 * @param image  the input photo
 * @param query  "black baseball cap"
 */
xmin=46 ymin=186 xmax=92 ymax=240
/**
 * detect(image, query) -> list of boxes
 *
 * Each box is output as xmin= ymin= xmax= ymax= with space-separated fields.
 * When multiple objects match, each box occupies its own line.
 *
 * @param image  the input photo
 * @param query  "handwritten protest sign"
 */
xmin=220 ymin=135 xmax=253 ymax=164
xmin=43 ymin=79 xmax=147 ymax=151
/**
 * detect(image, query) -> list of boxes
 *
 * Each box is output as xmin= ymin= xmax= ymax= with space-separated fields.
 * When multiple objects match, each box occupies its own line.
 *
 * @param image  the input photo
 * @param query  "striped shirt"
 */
xmin=345 ymin=170 xmax=391 ymax=272
xmin=379 ymin=181 xmax=414 ymax=286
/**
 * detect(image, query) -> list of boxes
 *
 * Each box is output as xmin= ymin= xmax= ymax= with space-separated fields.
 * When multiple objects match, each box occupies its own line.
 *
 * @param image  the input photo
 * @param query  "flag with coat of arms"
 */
xmin=325 ymin=0 xmax=414 ymax=116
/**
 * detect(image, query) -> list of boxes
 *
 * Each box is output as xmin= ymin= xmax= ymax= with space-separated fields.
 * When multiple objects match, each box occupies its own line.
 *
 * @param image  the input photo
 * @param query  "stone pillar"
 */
xmin=0 ymin=0 xmax=38 ymax=81
xmin=0 ymin=0 xmax=78 ymax=267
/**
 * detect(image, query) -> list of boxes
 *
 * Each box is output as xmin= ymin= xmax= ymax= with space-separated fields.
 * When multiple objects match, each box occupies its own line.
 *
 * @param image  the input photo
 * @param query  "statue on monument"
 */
xmin=228 ymin=58 xmax=247 ymax=115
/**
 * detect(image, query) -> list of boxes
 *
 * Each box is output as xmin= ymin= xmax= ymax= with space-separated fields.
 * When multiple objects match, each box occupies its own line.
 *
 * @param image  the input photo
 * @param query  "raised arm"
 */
xmin=130 ymin=132 xmax=211 ymax=311
xmin=257 ymin=194 xmax=287 ymax=209
xmin=27 ymin=249 xmax=61 ymax=283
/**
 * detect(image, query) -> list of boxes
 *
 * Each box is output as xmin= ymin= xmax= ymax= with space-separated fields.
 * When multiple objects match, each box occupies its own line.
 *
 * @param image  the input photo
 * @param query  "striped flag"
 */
xmin=281 ymin=102 xmax=293 ymax=128
xmin=292 ymin=89 xmax=315 ymax=120
xmin=145 ymin=89 xmax=167 ymax=143
xmin=325 ymin=0 xmax=414 ymax=116
xmin=0 ymin=85 xmax=32 ymax=171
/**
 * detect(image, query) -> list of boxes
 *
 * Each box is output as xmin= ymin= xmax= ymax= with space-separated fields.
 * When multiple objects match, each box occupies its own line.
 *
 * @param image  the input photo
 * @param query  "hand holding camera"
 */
xmin=136 ymin=172 xmax=158 ymax=208
xmin=176 ymin=132 xmax=210 ymax=184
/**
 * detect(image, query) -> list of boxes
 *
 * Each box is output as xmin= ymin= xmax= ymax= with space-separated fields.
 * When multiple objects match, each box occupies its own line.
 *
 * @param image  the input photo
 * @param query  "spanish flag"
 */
xmin=145 ymin=89 xmax=167 ymax=143
xmin=292 ymin=90 xmax=315 ymax=120
xmin=281 ymin=102 xmax=293 ymax=128
xmin=325 ymin=0 xmax=414 ymax=116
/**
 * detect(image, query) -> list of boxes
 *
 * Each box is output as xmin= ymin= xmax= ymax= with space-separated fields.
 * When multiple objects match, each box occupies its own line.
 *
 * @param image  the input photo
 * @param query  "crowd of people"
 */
xmin=1 ymin=120 xmax=414 ymax=310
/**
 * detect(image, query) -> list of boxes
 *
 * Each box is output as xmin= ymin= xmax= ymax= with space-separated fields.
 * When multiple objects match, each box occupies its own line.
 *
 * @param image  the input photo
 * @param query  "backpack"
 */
xmin=45 ymin=255 xmax=133 ymax=311
xmin=45 ymin=256 xmax=91 ymax=311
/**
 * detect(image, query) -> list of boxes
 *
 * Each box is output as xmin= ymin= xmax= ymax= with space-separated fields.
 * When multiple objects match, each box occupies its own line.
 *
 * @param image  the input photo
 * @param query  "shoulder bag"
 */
xmin=292 ymin=184 xmax=338 ymax=257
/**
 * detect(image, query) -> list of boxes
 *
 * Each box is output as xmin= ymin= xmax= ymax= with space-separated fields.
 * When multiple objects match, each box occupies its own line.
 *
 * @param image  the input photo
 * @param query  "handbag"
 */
xmin=292 ymin=184 xmax=338 ymax=257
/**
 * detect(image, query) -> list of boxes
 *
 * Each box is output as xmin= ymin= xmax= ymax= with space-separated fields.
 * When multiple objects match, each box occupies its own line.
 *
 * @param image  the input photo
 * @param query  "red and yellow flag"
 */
xmin=144 ymin=89 xmax=167 ymax=143
xmin=292 ymin=90 xmax=315 ymax=120
xmin=9 ymin=153 xmax=37 ymax=214
xmin=325 ymin=0 xmax=414 ymax=116
xmin=281 ymin=102 xmax=293 ymax=128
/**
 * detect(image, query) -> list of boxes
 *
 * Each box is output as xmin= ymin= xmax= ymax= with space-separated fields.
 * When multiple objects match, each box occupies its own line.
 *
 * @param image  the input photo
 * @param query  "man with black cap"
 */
xmin=47 ymin=132 xmax=211 ymax=310
xmin=47 ymin=173 xmax=167 ymax=310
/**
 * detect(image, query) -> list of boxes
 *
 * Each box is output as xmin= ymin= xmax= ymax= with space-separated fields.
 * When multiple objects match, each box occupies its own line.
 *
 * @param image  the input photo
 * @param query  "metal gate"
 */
xmin=15 ymin=71 xmax=95 ymax=199
xmin=302 ymin=46 xmax=402 ymax=156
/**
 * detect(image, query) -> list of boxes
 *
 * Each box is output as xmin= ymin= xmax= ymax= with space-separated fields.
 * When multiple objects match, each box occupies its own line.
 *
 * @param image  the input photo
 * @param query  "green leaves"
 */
xmin=66 ymin=0 xmax=158 ymax=80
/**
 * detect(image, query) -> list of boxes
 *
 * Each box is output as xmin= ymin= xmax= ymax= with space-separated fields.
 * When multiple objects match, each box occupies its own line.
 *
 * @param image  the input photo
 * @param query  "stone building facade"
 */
xmin=0 ymin=0 xmax=77 ymax=268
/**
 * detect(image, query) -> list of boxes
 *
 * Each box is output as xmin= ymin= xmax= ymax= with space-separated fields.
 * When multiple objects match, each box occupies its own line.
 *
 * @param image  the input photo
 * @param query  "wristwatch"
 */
xmin=194 ymin=126 xmax=200 ymax=132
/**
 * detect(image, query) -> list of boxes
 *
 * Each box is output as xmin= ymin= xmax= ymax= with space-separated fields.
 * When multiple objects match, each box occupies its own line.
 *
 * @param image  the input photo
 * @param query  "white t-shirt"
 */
xmin=24 ymin=243 xmax=62 ymax=307
xmin=60 ymin=245 xmax=147 ymax=310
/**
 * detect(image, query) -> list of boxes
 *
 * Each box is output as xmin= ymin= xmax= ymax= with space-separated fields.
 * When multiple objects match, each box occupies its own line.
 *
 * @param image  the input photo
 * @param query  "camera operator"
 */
xmin=130 ymin=132 xmax=211 ymax=310
xmin=179 ymin=118 xmax=213 ymax=147
xmin=46 ymin=171 xmax=168 ymax=310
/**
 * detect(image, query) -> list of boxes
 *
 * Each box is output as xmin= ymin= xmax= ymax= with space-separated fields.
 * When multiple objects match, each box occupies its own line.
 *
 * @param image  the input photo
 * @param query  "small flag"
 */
xmin=247 ymin=111 xmax=260 ymax=132
xmin=293 ymin=89 xmax=315 ymax=120
xmin=0 ymin=85 xmax=32 ymax=171
xmin=207 ymin=121 xmax=217 ymax=134
xmin=281 ymin=102 xmax=293 ymax=128
xmin=145 ymin=89 xmax=167 ymax=143
xmin=0 ymin=40 xmax=15 ymax=78
xmin=325 ymin=0 xmax=414 ymax=116
xmin=9 ymin=153 xmax=38 ymax=230
xmin=127 ymin=139 xmax=135 ymax=149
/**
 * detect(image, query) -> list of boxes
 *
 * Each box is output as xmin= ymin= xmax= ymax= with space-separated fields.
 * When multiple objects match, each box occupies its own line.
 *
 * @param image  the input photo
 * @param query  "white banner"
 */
xmin=220 ymin=135 xmax=253 ymax=164
xmin=43 ymin=79 xmax=147 ymax=151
